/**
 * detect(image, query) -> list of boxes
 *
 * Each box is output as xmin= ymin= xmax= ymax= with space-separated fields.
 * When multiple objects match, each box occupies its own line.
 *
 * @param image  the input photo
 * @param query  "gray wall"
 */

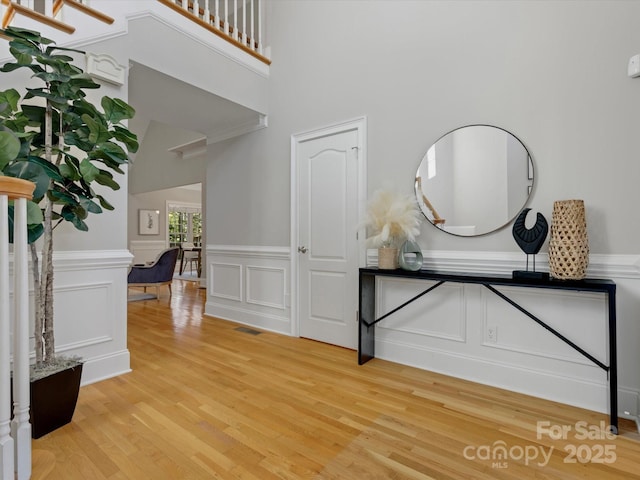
xmin=206 ymin=0 xmax=640 ymax=255
xmin=129 ymin=120 xmax=206 ymax=195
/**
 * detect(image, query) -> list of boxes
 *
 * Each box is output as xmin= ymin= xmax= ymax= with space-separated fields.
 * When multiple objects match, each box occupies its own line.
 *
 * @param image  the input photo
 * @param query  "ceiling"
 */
xmin=127 ymin=61 xmax=263 ymax=142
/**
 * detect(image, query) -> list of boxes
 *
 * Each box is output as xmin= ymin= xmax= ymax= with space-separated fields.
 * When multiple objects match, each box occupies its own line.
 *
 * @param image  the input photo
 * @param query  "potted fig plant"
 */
xmin=0 ymin=27 xmax=138 ymax=437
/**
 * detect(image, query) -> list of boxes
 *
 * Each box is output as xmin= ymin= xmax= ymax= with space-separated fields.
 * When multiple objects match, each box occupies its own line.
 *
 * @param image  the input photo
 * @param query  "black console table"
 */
xmin=358 ymin=268 xmax=618 ymax=432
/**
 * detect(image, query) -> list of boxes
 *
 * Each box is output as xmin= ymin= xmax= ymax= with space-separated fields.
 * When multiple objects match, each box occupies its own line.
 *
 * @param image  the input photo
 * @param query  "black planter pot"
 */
xmin=30 ymin=363 xmax=83 ymax=439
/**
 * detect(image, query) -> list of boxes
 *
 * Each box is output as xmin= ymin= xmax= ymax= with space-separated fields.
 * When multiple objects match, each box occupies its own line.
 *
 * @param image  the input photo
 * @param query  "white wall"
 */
xmin=204 ymin=1 xmax=640 ymax=419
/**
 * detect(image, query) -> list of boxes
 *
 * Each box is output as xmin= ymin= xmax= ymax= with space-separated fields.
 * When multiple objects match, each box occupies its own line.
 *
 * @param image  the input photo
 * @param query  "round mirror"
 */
xmin=415 ymin=125 xmax=533 ymax=236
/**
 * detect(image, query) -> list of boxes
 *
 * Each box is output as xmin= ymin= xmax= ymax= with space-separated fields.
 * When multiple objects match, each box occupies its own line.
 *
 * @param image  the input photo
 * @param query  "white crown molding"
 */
xmin=168 ymin=137 xmax=207 ymax=160
xmin=206 ymin=115 xmax=268 ymax=145
xmin=367 ymin=249 xmax=640 ymax=279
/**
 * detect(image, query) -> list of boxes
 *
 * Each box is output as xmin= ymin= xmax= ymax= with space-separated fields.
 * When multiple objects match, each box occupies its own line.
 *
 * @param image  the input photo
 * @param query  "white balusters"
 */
xmin=43 ymin=0 xmax=53 ymax=17
xmin=258 ymin=0 xmax=263 ymax=54
xmin=0 ymin=193 xmax=13 ymax=480
xmin=242 ymin=0 xmax=246 ymax=46
xmin=224 ymin=0 xmax=229 ymax=35
xmin=0 ymin=177 xmax=35 ymax=480
xmin=203 ymin=0 xmax=210 ymax=25
xmin=232 ymin=0 xmax=238 ymax=41
xmin=160 ymin=0 xmax=267 ymax=61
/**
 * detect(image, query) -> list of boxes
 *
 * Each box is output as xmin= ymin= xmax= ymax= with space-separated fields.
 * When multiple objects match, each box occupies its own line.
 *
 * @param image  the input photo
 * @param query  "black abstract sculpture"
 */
xmin=512 ymin=208 xmax=549 ymax=280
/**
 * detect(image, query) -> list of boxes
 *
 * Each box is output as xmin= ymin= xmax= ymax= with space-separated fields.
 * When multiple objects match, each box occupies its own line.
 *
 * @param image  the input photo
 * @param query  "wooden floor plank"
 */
xmin=30 ymin=280 xmax=640 ymax=479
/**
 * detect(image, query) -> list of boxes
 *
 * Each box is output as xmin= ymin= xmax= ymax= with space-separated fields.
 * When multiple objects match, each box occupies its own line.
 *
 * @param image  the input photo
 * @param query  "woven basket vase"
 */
xmin=378 ymin=247 xmax=399 ymax=269
xmin=548 ymin=199 xmax=589 ymax=280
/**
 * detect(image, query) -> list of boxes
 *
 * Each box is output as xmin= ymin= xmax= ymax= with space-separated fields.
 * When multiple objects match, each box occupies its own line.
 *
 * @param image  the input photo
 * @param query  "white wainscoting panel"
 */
xmin=205 ymin=246 xmax=291 ymax=334
xmin=246 ymin=266 xmax=287 ymax=309
xmin=368 ymin=249 xmax=640 ymax=419
xmin=9 ymin=250 xmax=132 ymax=386
xmin=129 ymin=240 xmax=166 ymax=265
xmin=210 ymin=263 xmax=243 ymax=302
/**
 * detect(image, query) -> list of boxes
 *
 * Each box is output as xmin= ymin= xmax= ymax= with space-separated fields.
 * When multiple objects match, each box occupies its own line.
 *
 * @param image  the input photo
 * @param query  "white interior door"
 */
xmin=296 ymin=126 xmax=362 ymax=349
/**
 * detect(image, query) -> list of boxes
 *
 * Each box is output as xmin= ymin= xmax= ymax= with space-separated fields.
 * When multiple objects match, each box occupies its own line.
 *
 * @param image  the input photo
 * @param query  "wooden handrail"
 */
xmin=157 ymin=0 xmax=271 ymax=65
xmin=415 ymin=177 xmax=446 ymax=225
xmin=53 ymin=0 xmax=114 ymax=25
xmin=1 ymin=0 xmax=75 ymax=34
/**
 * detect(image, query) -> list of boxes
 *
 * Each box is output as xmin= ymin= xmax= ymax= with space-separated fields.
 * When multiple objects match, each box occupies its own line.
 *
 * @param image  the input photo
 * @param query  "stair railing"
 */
xmin=0 ymin=177 xmax=35 ymax=480
xmin=158 ymin=0 xmax=270 ymax=64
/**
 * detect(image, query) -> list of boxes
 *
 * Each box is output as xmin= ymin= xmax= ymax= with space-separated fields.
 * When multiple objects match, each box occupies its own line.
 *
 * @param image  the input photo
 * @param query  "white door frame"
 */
xmin=290 ymin=116 xmax=368 ymax=337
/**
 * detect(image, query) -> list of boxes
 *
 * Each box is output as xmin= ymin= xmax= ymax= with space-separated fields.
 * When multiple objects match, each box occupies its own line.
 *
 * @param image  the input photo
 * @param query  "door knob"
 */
xmin=298 ymin=246 xmax=308 ymax=254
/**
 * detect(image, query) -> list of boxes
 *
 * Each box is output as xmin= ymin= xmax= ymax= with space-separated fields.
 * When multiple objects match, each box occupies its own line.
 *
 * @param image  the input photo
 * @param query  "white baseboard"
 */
xmin=204 ymin=304 xmax=290 ymax=335
xmin=80 ymin=349 xmax=132 ymax=386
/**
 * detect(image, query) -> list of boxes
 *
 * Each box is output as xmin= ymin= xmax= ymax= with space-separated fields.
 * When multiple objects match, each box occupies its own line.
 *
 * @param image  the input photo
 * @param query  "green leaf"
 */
xmin=78 ymin=195 xmax=102 ymax=214
xmin=68 ymin=73 xmax=100 ymax=90
xmin=24 ymin=88 xmax=68 ymax=105
xmin=26 ymin=155 xmax=64 ymax=181
xmin=0 ymin=88 xmax=21 ymax=112
xmin=102 ymin=96 xmax=135 ymax=124
xmin=94 ymin=141 xmax=128 ymax=164
xmin=96 ymin=194 xmax=114 ymax=211
xmin=27 ymin=223 xmax=44 ymax=244
xmin=0 ymin=130 xmax=21 ymax=168
xmin=4 ymin=26 xmax=54 ymax=45
xmin=48 ymin=187 xmax=77 ymax=206
xmin=59 ymin=162 xmax=80 ymax=181
xmin=26 ymin=199 xmax=44 ymax=224
xmin=79 ymin=158 xmax=100 ymax=182
xmin=113 ymin=126 xmax=139 ymax=153
xmin=94 ymin=170 xmax=120 ymax=190
xmin=82 ymin=113 xmax=110 ymax=144
xmin=64 ymin=128 xmax=93 ymax=151
xmin=20 ymin=104 xmax=46 ymax=124
xmin=61 ymin=205 xmax=88 ymax=231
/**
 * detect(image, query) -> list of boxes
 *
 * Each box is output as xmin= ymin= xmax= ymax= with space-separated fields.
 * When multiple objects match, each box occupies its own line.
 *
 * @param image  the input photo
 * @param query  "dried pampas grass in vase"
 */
xmin=363 ymin=189 xmax=422 ymax=269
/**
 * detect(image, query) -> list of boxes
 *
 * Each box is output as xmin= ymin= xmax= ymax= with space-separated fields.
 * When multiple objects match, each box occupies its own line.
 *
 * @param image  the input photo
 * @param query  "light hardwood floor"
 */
xmin=32 ymin=279 xmax=640 ymax=479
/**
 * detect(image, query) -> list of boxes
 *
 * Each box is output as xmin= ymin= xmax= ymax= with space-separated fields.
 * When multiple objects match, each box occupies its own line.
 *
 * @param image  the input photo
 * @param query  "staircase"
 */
xmin=1 ymin=0 xmax=269 ymax=70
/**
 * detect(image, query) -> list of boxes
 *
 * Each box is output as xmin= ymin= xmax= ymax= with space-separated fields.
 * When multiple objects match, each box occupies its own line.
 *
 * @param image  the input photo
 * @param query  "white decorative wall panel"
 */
xmin=376 ymin=277 xmax=466 ymax=342
xmin=246 ymin=266 xmax=286 ymax=309
xmin=205 ymin=246 xmax=291 ymax=334
xmin=210 ymin=263 xmax=243 ymax=301
xmin=481 ymin=287 xmax=607 ymax=366
xmin=308 ymin=271 xmax=346 ymax=323
xmin=9 ymin=250 xmax=132 ymax=386
xmin=53 ymin=282 xmax=114 ymax=351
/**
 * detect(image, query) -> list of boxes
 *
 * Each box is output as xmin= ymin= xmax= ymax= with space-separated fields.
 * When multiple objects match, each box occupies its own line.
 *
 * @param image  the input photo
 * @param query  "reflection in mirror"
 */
xmin=415 ymin=125 xmax=533 ymax=236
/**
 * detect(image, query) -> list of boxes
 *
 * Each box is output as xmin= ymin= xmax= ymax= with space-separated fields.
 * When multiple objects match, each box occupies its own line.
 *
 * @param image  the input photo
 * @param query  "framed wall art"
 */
xmin=139 ymin=209 xmax=160 ymax=235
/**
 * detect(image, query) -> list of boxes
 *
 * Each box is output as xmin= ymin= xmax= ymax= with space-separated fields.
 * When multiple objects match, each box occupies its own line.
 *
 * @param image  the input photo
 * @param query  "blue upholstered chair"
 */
xmin=127 ymin=247 xmax=180 ymax=299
